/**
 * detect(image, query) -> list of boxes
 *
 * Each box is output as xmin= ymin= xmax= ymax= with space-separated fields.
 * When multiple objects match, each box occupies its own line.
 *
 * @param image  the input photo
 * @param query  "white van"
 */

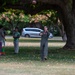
xmin=22 ymin=27 xmax=53 ymax=38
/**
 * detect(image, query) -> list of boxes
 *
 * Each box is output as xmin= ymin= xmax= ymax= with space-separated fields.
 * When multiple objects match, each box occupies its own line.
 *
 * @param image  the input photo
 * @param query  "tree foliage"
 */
xmin=0 ymin=9 xmax=30 ymax=30
xmin=0 ymin=0 xmax=75 ymax=49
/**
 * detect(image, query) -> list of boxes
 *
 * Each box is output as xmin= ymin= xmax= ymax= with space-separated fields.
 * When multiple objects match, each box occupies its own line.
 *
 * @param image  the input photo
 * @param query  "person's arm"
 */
xmin=1 ymin=31 xmax=5 ymax=40
xmin=39 ymin=31 xmax=43 ymax=36
xmin=17 ymin=32 xmax=20 ymax=38
xmin=40 ymin=32 xmax=43 ymax=36
xmin=47 ymin=31 xmax=50 ymax=37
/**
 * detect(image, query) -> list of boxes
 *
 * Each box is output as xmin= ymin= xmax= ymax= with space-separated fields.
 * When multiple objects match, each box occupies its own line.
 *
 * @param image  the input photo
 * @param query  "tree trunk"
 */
xmin=63 ymin=27 xmax=75 ymax=49
xmin=61 ymin=24 xmax=67 ymax=42
xmin=63 ymin=12 xmax=75 ymax=49
xmin=62 ymin=33 xmax=67 ymax=42
xmin=61 ymin=0 xmax=75 ymax=49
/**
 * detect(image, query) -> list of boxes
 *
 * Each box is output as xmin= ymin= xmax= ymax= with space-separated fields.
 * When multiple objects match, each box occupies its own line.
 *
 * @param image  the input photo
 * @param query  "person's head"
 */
xmin=15 ymin=27 xmax=19 ymax=32
xmin=44 ymin=26 xmax=48 ymax=31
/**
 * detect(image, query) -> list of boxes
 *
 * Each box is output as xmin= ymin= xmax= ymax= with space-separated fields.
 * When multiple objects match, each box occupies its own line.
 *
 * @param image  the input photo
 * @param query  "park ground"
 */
xmin=0 ymin=37 xmax=75 ymax=75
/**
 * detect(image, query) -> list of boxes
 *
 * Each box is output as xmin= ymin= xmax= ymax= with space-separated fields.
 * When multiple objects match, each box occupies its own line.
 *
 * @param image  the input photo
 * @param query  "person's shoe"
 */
xmin=41 ymin=58 xmax=45 ymax=62
xmin=44 ymin=58 xmax=47 ymax=60
xmin=14 ymin=53 xmax=18 ymax=54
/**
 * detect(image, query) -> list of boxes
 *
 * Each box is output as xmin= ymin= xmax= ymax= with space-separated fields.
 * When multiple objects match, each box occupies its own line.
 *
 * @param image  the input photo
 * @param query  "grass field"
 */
xmin=0 ymin=38 xmax=75 ymax=75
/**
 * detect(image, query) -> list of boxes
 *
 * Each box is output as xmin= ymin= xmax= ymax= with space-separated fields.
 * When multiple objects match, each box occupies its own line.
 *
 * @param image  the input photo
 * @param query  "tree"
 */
xmin=0 ymin=9 xmax=30 ymax=31
xmin=0 ymin=0 xmax=75 ymax=49
xmin=39 ymin=0 xmax=75 ymax=49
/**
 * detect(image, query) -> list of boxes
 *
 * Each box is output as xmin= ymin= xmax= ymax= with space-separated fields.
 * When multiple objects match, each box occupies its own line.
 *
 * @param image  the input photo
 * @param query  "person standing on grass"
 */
xmin=0 ymin=25 xmax=6 ymax=55
xmin=13 ymin=27 xmax=20 ymax=54
xmin=40 ymin=26 xmax=50 ymax=61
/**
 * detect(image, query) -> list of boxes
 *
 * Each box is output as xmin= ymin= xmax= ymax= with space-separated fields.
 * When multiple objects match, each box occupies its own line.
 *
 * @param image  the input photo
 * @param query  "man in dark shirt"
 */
xmin=13 ymin=27 xmax=20 ymax=54
xmin=40 ymin=26 xmax=50 ymax=61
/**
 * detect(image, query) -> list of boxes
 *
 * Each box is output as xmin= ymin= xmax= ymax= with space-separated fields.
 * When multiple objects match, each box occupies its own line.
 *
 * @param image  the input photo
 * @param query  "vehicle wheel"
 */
xmin=25 ymin=34 xmax=30 ymax=38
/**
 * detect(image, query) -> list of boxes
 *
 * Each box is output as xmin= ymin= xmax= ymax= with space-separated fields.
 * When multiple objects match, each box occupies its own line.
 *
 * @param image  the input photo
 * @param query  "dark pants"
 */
xmin=41 ymin=42 xmax=48 ymax=60
xmin=14 ymin=40 xmax=19 ymax=53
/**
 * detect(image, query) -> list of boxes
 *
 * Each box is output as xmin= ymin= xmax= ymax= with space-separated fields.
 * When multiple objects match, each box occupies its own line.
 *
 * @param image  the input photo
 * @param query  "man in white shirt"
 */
xmin=0 ymin=25 xmax=5 ymax=55
xmin=0 ymin=25 xmax=5 ymax=46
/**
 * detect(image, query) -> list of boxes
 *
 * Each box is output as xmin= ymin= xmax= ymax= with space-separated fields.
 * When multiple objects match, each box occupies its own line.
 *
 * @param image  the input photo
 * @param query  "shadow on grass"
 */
xmin=0 ymin=47 xmax=75 ymax=63
xmin=6 ymin=39 xmax=64 ymax=42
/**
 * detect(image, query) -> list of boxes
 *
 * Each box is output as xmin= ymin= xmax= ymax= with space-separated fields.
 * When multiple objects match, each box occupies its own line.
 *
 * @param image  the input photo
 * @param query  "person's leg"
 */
xmin=14 ymin=41 xmax=16 ymax=53
xmin=2 ymin=40 xmax=5 ymax=54
xmin=44 ymin=42 xmax=48 ymax=59
xmin=40 ymin=44 xmax=44 ymax=60
xmin=0 ymin=41 xmax=2 ymax=55
xmin=3 ymin=39 xmax=5 ymax=47
xmin=16 ymin=40 xmax=19 ymax=53
xmin=15 ymin=40 xmax=19 ymax=54
xmin=1 ymin=40 xmax=5 ymax=55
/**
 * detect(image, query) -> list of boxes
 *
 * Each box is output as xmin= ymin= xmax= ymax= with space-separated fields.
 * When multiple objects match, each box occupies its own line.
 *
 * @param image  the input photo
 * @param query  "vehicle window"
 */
xmin=25 ymin=29 xmax=32 ymax=31
xmin=32 ymin=29 xmax=41 ymax=32
xmin=25 ymin=29 xmax=41 ymax=32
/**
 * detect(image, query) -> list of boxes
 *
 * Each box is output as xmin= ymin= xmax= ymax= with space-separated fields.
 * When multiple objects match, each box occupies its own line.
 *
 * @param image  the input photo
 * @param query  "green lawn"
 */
xmin=0 ymin=38 xmax=74 ymax=75
xmin=6 ymin=38 xmax=64 ymax=42
xmin=0 ymin=47 xmax=75 ymax=75
xmin=1 ymin=47 xmax=41 ymax=62
xmin=0 ymin=47 xmax=75 ymax=63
